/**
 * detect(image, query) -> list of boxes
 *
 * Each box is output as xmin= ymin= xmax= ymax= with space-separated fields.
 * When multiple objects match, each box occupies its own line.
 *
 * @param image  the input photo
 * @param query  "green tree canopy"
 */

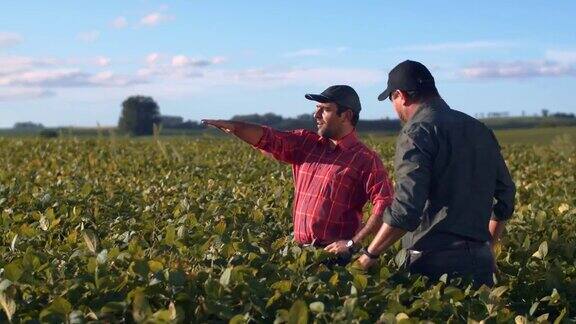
xmin=118 ymin=95 xmax=161 ymax=136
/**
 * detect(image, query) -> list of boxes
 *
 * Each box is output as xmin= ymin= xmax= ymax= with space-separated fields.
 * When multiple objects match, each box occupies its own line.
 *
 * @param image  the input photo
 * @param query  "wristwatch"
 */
xmin=346 ymin=239 xmax=357 ymax=253
xmin=360 ymin=247 xmax=380 ymax=259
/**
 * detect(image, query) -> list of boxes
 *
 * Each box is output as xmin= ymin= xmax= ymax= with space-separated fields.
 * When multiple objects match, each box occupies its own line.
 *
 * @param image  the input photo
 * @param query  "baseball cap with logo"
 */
xmin=305 ymin=85 xmax=362 ymax=112
xmin=377 ymin=60 xmax=437 ymax=101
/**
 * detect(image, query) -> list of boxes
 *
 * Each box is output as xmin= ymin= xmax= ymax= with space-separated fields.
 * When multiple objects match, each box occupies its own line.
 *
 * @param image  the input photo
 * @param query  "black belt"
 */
xmin=408 ymin=240 xmax=490 ymax=254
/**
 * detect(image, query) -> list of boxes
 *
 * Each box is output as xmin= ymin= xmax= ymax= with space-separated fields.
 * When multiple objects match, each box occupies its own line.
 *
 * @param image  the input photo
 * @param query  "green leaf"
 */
xmin=169 ymin=270 xmax=186 ymax=286
xmin=132 ymin=260 xmax=149 ymax=278
xmin=395 ymin=249 xmax=407 ymax=268
xmin=287 ymin=300 xmax=308 ymax=324
xmin=214 ymin=221 xmax=226 ymax=235
xmin=132 ymin=291 xmax=152 ymax=322
xmin=49 ymin=297 xmax=72 ymax=315
xmin=164 ymin=225 xmax=176 ymax=245
xmin=3 ymin=262 xmax=23 ymax=282
xmin=148 ymin=260 xmax=164 ymax=273
xmin=271 ymin=280 xmax=292 ymax=293
xmin=553 ymin=308 xmax=567 ymax=324
xmin=80 ymin=182 xmax=92 ymax=197
xmin=229 ymin=314 xmax=247 ymax=324
xmin=252 ymin=209 xmax=264 ymax=224
xmin=352 ymin=274 xmax=368 ymax=292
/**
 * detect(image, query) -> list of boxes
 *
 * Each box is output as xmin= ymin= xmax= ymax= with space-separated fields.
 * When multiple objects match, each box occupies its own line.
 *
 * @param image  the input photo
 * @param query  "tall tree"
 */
xmin=118 ymin=96 xmax=161 ymax=136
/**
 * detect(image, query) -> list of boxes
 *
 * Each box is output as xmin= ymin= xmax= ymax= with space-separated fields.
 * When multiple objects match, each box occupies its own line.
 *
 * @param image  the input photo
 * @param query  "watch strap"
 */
xmin=361 ymin=247 xmax=379 ymax=259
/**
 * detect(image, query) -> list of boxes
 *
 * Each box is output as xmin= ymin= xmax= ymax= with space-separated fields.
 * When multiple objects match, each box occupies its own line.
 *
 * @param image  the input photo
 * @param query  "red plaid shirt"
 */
xmin=255 ymin=127 xmax=393 ymax=245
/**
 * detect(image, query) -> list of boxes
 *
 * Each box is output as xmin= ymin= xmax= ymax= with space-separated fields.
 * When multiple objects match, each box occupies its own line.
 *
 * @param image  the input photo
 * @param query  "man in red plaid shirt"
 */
xmin=203 ymin=85 xmax=393 ymax=264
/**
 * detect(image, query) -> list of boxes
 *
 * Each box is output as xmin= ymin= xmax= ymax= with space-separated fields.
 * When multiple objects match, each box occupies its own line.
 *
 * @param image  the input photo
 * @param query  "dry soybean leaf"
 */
xmin=83 ymin=229 xmax=99 ymax=254
xmin=0 ymin=291 xmax=16 ymax=323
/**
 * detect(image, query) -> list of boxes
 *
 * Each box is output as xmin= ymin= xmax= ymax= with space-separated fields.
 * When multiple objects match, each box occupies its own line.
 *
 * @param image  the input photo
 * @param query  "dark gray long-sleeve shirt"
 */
xmin=382 ymin=97 xmax=516 ymax=250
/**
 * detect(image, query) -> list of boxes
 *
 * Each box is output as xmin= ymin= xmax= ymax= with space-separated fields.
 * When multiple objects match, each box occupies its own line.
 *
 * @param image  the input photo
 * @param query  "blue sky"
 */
xmin=1 ymin=0 xmax=575 ymax=127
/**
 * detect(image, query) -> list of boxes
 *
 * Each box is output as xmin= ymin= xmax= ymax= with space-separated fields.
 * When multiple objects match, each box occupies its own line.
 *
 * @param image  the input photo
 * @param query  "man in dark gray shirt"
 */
xmin=357 ymin=60 xmax=516 ymax=287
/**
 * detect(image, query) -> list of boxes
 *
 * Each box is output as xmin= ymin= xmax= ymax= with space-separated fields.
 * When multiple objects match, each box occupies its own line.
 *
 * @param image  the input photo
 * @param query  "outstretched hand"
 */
xmin=324 ymin=240 xmax=350 ymax=255
xmin=201 ymin=119 xmax=236 ymax=133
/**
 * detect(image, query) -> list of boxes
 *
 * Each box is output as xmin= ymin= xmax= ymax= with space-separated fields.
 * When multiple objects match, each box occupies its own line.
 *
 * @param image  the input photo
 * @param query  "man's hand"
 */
xmin=201 ymin=119 xmax=236 ymax=133
xmin=324 ymin=240 xmax=350 ymax=255
xmin=356 ymin=254 xmax=378 ymax=270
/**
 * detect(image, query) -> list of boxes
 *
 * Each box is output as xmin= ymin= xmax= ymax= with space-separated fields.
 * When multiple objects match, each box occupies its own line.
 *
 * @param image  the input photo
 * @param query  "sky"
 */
xmin=1 ymin=0 xmax=575 ymax=127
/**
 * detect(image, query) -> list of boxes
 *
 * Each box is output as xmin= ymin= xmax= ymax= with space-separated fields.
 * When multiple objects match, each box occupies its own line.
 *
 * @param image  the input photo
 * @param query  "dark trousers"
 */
xmin=406 ymin=242 xmax=495 ymax=287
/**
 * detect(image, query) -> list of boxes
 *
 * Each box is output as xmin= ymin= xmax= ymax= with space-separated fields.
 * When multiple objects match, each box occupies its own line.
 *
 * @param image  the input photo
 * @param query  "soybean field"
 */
xmin=0 ymin=132 xmax=574 ymax=323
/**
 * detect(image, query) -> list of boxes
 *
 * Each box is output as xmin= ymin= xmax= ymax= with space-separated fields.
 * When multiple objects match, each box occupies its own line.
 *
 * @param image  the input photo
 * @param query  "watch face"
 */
xmin=346 ymin=240 xmax=353 ymax=248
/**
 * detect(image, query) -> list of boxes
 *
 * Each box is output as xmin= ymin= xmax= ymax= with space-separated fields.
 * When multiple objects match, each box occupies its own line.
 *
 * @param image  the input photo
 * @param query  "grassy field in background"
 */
xmin=1 ymin=126 xmax=575 ymax=146
xmin=363 ymin=126 xmax=576 ymax=146
xmin=493 ymin=126 xmax=576 ymax=145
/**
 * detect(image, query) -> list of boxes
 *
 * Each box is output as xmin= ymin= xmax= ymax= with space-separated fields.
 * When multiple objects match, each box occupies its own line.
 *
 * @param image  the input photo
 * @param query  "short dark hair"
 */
xmin=336 ymin=104 xmax=359 ymax=126
xmin=404 ymin=87 xmax=440 ymax=102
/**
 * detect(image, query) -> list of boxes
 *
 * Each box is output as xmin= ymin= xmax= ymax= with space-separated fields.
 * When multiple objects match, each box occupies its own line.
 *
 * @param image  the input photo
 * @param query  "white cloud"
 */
xmin=77 ymin=30 xmax=100 ymax=43
xmin=0 ymin=56 xmax=58 ymax=75
xmin=211 ymin=56 xmax=226 ymax=64
xmin=0 ymin=68 xmax=146 ymax=87
xmin=545 ymin=50 xmax=576 ymax=64
xmin=111 ymin=16 xmax=128 ymax=29
xmin=0 ymin=32 xmax=22 ymax=48
xmin=96 ymin=56 xmax=111 ymax=67
xmin=461 ymin=60 xmax=576 ymax=79
xmin=0 ymin=88 xmax=55 ymax=101
xmin=171 ymin=55 xmax=226 ymax=68
xmin=393 ymin=41 xmax=514 ymax=52
xmin=146 ymin=53 xmax=160 ymax=65
xmin=140 ymin=12 xmax=173 ymax=27
xmin=171 ymin=55 xmax=190 ymax=67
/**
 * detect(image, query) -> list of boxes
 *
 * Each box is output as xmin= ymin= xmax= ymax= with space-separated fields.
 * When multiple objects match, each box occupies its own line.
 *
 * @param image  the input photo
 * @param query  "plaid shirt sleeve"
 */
xmin=253 ymin=126 xmax=312 ymax=164
xmin=364 ymin=153 xmax=394 ymax=217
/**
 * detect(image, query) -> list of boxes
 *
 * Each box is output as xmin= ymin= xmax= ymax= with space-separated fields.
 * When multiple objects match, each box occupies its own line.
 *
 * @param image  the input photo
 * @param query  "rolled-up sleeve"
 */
xmin=364 ymin=154 xmax=394 ymax=216
xmin=383 ymin=125 xmax=437 ymax=231
xmin=253 ymin=127 xmax=310 ymax=164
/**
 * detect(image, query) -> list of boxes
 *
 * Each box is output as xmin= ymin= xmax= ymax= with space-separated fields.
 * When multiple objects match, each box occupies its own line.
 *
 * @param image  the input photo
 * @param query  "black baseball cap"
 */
xmin=305 ymin=85 xmax=362 ymax=112
xmin=377 ymin=60 xmax=437 ymax=101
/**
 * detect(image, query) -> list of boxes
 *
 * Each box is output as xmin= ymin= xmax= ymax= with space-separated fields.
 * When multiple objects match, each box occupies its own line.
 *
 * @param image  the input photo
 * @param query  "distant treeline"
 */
xmin=171 ymin=112 xmax=576 ymax=134
xmin=3 ymin=111 xmax=575 ymax=137
xmin=162 ymin=111 xmax=576 ymax=134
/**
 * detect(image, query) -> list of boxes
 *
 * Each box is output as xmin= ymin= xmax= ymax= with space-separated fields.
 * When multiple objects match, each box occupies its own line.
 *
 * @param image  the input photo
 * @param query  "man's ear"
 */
xmin=398 ymin=90 xmax=410 ymax=106
xmin=343 ymin=109 xmax=354 ymax=124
